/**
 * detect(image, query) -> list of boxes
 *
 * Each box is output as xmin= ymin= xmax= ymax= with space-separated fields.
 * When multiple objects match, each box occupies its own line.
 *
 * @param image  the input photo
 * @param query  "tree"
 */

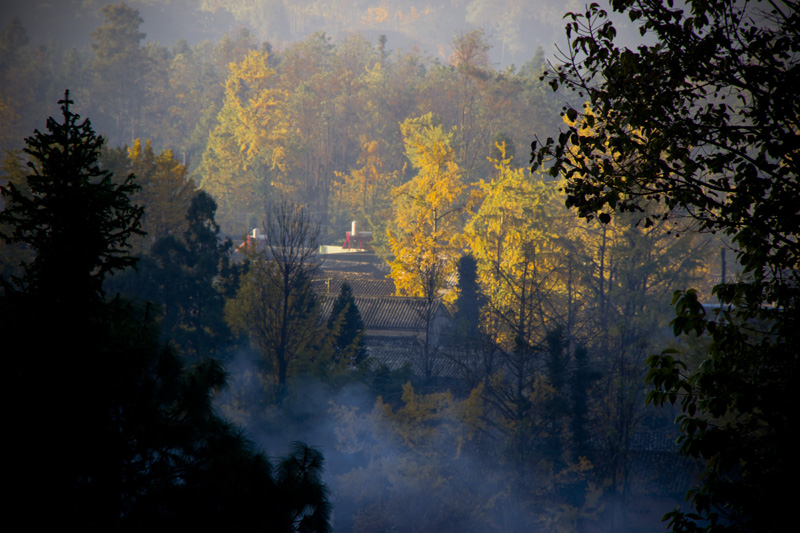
xmin=463 ymin=149 xmax=574 ymax=476
xmin=0 ymin=90 xmax=143 ymax=304
xmin=387 ymin=113 xmax=468 ymax=382
xmin=1 ymin=93 xmax=331 ymax=531
xmin=449 ymin=29 xmax=490 ymax=177
xmin=0 ymin=151 xmax=33 ymax=281
xmin=90 ymin=2 xmax=149 ymax=147
xmin=0 ymin=15 xmax=50 ymax=155
xmin=199 ymin=48 xmax=286 ymax=231
xmin=108 ymin=190 xmax=237 ymax=360
xmin=569 ymin=345 xmax=597 ymax=462
xmin=127 ymin=138 xmax=197 ymax=252
xmin=448 ymin=253 xmax=484 ymax=346
xmin=465 ymin=149 xmax=566 ymax=361
xmin=332 ymin=137 xmax=403 ymax=243
xmin=327 ymin=281 xmax=367 ymax=366
xmin=225 ymin=200 xmax=324 ymax=397
xmin=532 ymin=1 xmax=800 ymax=530
xmin=388 ymin=113 xmax=467 ymax=301
xmin=329 ymin=383 xmax=499 ymax=532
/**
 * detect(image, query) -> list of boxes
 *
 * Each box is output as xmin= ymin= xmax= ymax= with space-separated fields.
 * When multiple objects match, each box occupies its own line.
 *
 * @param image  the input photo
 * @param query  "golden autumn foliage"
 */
xmin=465 ymin=146 xmax=569 ymax=349
xmin=329 ymin=383 xmax=501 ymax=532
xmin=333 ymin=137 xmax=404 ymax=246
xmin=199 ymin=49 xmax=287 ymax=230
xmin=388 ymin=113 xmax=467 ymax=300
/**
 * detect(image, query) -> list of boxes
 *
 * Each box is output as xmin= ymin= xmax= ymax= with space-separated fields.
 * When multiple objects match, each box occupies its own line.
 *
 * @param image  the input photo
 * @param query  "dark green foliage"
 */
xmin=2 ymin=95 xmax=330 ymax=531
xmin=533 ymin=1 xmax=800 ymax=530
xmin=6 ymin=294 xmax=330 ymax=531
xmin=532 ymin=0 xmax=800 ymax=290
xmin=450 ymin=254 xmax=482 ymax=343
xmin=543 ymin=327 xmax=569 ymax=464
xmin=275 ymin=443 xmax=332 ymax=533
xmin=0 ymin=91 xmax=143 ymax=303
xmin=109 ymin=190 xmax=238 ymax=359
xmin=327 ymin=282 xmax=367 ymax=365
xmin=646 ymin=290 xmax=799 ymax=532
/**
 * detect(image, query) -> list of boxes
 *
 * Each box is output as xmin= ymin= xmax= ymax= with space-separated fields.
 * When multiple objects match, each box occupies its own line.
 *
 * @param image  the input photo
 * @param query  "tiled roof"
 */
xmin=629 ymin=431 xmax=681 ymax=453
xmin=364 ymin=335 xmax=421 ymax=372
xmin=318 ymin=251 xmax=390 ymax=276
xmin=626 ymin=433 xmax=698 ymax=496
xmin=312 ymin=274 xmax=396 ymax=297
xmin=364 ymin=336 xmax=462 ymax=378
xmin=318 ymin=295 xmax=450 ymax=332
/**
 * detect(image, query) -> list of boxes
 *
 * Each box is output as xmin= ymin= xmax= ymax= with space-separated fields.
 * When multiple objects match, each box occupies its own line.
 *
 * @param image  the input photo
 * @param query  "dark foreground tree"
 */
xmin=0 ymin=91 xmax=143 ymax=303
xmin=532 ymin=1 xmax=799 ymax=531
xmin=1 ymin=92 xmax=331 ymax=531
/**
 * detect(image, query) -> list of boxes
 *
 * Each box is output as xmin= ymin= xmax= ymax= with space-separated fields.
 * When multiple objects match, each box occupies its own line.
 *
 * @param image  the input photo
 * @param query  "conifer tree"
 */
xmin=90 ymin=2 xmax=149 ymax=147
xmin=1 ymin=93 xmax=331 ymax=531
xmin=327 ymin=281 xmax=367 ymax=365
xmin=0 ymin=90 xmax=143 ymax=304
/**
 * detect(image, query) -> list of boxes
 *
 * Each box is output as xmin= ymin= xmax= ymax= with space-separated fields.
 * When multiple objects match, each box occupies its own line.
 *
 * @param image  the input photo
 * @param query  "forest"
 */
xmin=1 ymin=1 xmax=797 ymax=532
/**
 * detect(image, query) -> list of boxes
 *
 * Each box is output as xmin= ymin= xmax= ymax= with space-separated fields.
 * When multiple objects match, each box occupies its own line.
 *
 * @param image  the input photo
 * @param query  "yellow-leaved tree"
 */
xmin=386 ymin=113 xmax=470 ymax=383
xmin=462 ymin=147 xmax=605 ymax=529
xmin=388 ymin=113 xmax=467 ymax=301
xmin=199 ymin=49 xmax=287 ymax=232
xmin=332 ymin=137 xmax=404 ymax=253
xmin=465 ymin=146 xmax=569 ymax=352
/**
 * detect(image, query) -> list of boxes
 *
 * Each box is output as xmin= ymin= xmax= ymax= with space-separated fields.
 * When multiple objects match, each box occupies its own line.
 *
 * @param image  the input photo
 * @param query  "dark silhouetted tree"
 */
xmin=450 ymin=253 xmax=482 ymax=343
xmin=1 ymin=92 xmax=331 ymax=531
xmin=569 ymin=345 xmax=596 ymax=461
xmin=533 ymin=1 xmax=800 ymax=530
xmin=543 ymin=326 xmax=569 ymax=466
xmin=0 ymin=90 xmax=143 ymax=305
xmin=108 ymin=190 xmax=238 ymax=359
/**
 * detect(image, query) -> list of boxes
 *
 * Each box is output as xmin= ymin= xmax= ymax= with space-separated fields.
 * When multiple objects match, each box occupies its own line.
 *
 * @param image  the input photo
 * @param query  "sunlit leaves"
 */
xmin=388 ymin=113 xmax=466 ymax=299
xmin=199 ymin=49 xmax=286 ymax=229
xmin=465 ymin=147 xmax=565 ymax=349
xmin=540 ymin=1 xmax=800 ymax=530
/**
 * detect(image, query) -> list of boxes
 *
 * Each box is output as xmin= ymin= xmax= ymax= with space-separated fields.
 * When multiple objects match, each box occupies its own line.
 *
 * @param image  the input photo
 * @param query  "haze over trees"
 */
xmin=2 ymin=0 xmax=795 ymax=531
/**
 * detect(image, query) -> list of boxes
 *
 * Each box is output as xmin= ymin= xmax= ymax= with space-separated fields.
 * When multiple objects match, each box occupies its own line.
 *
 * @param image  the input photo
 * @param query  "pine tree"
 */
xmin=1 ymin=93 xmax=331 ymax=531
xmin=327 ymin=281 xmax=367 ymax=365
xmin=0 ymin=90 xmax=143 ymax=304
xmin=449 ymin=253 xmax=482 ymax=345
